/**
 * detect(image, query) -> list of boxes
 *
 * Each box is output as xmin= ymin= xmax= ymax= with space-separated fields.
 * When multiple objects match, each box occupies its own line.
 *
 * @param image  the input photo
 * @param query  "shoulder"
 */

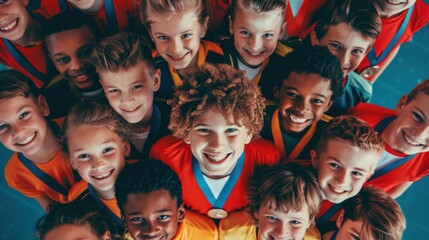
xmin=246 ymin=138 xmax=281 ymax=163
xmin=349 ymin=103 xmax=395 ymax=126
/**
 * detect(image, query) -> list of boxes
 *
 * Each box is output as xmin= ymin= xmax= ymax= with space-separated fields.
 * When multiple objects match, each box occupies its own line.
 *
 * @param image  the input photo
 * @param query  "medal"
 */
xmin=360 ymin=65 xmax=380 ymax=78
xmin=207 ymin=208 xmax=228 ymax=219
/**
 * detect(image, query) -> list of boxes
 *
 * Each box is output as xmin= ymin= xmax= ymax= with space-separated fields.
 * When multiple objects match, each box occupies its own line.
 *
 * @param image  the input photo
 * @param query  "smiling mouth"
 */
xmin=289 ymin=114 xmax=309 ymax=124
xmin=168 ymin=52 xmax=189 ymax=61
xmin=122 ymin=105 xmax=141 ymax=113
xmin=142 ymin=235 xmax=166 ymax=240
xmin=92 ymin=169 xmax=114 ymax=180
xmin=269 ymin=235 xmax=294 ymax=240
xmin=403 ymin=132 xmax=424 ymax=146
xmin=245 ymin=49 xmax=265 ymax=56
xmin=385 ymin=0 xmax=406 ymax=5
xmin=0 ymin=18 xmax=18 ymax=32
xmin=15 ymin=132 xmax=37 ymax=146
xmin=204 ymin=153 xmax=231 ymax=164
xmin=329 ymin=184 xmax=349 ymax=194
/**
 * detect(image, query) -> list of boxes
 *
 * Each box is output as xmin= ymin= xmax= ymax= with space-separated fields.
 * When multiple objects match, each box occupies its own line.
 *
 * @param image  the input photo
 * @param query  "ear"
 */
xmin=101 ymin=231 xmax=112 ymax=240
xmin=310 ymin=31 xmax=320 ymax=46
xmin=152 ymin=68 xmax=161 ymax=92
xmin=310 ymin=149 xmax=318 ymax=170
xmin=273 ymin=86 xmax=280 ymax=101
xmin=123 ymin=141 xmax=131 ymax=157
xmin=279 ymin=21 xmax=287 ymax=39
xmin=253 ymin=210 xmax=259 ymax=225
xmin=324 ymin=100 xmax=334 ymax=112
xmin=245 ymin=131 xmax=252 ymax=144
xmin=396 ymin=95 xmax=408 ymax=112
xmin=184 ymin=134 xmax=191 ymax=144
xmin=200 ymin=17 xmax=209 ymax=38
xmin=37 ymin=95 xmax=50 ymax=117
xmin=177 ymin=204 xmax=186 ymax=222
xmin=336 ymin=209 xmax=345 ymax=229
xmin=229 ymin=15 xmax=234 ymax=35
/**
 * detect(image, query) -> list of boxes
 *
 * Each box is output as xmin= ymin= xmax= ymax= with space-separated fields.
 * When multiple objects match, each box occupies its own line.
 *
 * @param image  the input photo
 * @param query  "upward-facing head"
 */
xmin=0 ymin=0 xmax=33 ymax=43
xmin=115 ymin=160 xmax=185 ymax=240
xmin=0 ymin=70 xmax=52 ymax=156
xmin=66 ymin=0 xmax=104 ymax=13
xmin=35 ymin=201 xmax=114 ymax=240
xmin=336 ymin=186 xmax=405 ymax=240
xmin=383 ymin=80 xmax=429 ymax=155
xmin=310 ymin=0 xmax=381 ymax=75
xmin=373 ymin=0 xmax=416 ymax=18
xmin=62 ymin=100 xmax=130 ymax=199
xmin=44 ymin=11 xmax=101 ymax=91
xmin=249 ymin=163 xmax=322 ymax=240
xmin=91 ymin=32 xmax=161 ymax=124
xmin=276 ymin=45 xmax=343 ymax=134
xmin=140 ymin=0 xmax=210 ymax=70
xmin=229 ymin=0 xmax=287 ymax=68
xmin=169 ymin=63 xmax=264 ymax=178
xmin=311 ymin=115 xmax=383 ymax=203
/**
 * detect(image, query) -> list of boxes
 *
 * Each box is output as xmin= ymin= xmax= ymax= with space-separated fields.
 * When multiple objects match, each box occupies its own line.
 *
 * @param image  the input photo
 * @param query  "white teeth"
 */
xmin=206 ymin=154 xmax=228 ymax=162
xmin=171 ymin=53 xmax=187 ymax=59
xmin=330 ymin=184 xmax=347 ymax=193
xmin=0 ymin=19 xmax=17 ymax=31
xmin=404 ymin=133 xmax=422 ymax=146
xmin=18 ymin=132 xmax=36 ymax=145
xmin=93 ymin=170 xmax=112 ymax=179
xmin=74 ymin=74 xmax=87 ymax=80
xmin=290 ymin=114 xmax=307 ymax=123
xmin=386 ymin=0 xmax=405 ymax=4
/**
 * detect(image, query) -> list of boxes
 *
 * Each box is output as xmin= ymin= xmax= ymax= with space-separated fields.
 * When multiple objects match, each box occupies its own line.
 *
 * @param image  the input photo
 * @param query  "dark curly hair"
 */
xmin=248 ymin=163 xmax=322 ymax=226
xmin=315 ymin=115 xmax=383 ymax=154
xmin=168 ymin=63 xmax=265 ymax=139
xmin=115 ymin=160 xmax=183 ymax=214
xmin=277 ymin=45 xmax=344 ymax=101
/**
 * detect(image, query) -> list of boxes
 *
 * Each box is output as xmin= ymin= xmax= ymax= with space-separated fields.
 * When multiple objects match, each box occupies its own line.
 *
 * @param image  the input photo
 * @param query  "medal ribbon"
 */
xmin=316 ymin=202 xmax=344 ymax=227
xmin=369 ymin=115 xmax=416 ymax=180
xmin=271 ymin=108 xmax=316 ymax=160
xmin=169 ymin=42 xmax=208 ymax=87
xmin=105 ymin=0 xmax=119 ymax=35
xmin=17 ymin=153 xmax=78 ymax=196
xmin=141 ymin=104 xmax=161 ymax=156
xmin=3 ymin=39 xmax=56 ymax=84
xmin=330 ymin=230 xmax=338 ymax=240
xmin=88 ymin=184 xmax=124 ymax=227
xmin=251 ymin=58 xmax=269 ymax=85
xmin=367 ymin=4 xmax=414 ymax=65
xmin=192 ymin=152 xmax=245 ymax=208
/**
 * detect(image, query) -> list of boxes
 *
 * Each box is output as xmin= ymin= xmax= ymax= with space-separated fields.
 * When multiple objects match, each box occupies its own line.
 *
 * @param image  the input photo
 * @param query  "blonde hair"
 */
xmin=61 ymin=100 xmax=129 ymax=154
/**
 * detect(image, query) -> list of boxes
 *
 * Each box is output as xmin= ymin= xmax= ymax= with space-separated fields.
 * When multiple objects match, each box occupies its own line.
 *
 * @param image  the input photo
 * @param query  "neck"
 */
xmin=14 ymin=16 xmax=43 ymax=47
xmin=96 ymin=187 xmax=116 ymax=200
xmin=133 ymin=107 xmax=154 ymax=133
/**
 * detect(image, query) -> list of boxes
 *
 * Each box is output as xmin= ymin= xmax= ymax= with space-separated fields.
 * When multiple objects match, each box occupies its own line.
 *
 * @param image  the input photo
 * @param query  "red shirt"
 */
xmin=285 ymin=0 xmax=327 ymax=39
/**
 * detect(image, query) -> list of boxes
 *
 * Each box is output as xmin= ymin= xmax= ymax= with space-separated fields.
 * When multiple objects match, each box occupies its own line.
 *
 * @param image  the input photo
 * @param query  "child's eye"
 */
xmin=285 ymin=92 xmax=298 ymax=99
xmin=103 ymin=147 xmax=114 ymax=154
xmin=158 ymin=215 xmax=171 ymax=221
xmin=56 ymin=56 xmax=70 ymax=64
xmin=0 ymin=0 xmax=10 ymax=5
xmin=107 ymin=89 xmax=120 ymax=95
xmin=130 ymin=217 xmax=144 ymax=223
xmin=0 ymin=123 xmax=9 ymax=133
xmin=19 ymin=111 xmax=30 ymax=120
xmin=352 ymin=49 xmax=364 ymax=55
xmin=329 ymin=163 xmax=339 ymax=169
xmin=290 ymin=220 xmax=302 ymax=225
xmin=266 ymin=215 xmax=279 ymax=221
xmin=77 ymin=153 xmax=90 ymax=160
xmin=239 ymin=31 xmax=251 ymax=37
xmin=225 ymin=128 xmax=238 ymax=133
xmin=196 ymin=128 xmax=210 ymax=133
xmin=181 ymin=33 xmax=192 ymax=38
xmin=329 ymin=43 xmax=341 ymax=50
xmin=262 ymin=33 xmax=274 ymax=38
xmin=131 ymin=84 xmax=143 ymax=91
xmin=312 ymin=99 xmax=324 ymax=105
xmin=412 ymin=112 xmax=424 ymax=123
xmin=352 ymin=171 xmax=363 ymax=177
xmin=157 ymin=36 xmax=168 ymax=41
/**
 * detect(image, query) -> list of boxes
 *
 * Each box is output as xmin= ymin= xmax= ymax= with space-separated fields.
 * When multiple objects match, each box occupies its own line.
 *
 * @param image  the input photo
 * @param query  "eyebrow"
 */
xmin=328 ymin=157 xmax=368 ymax=173
xmin=283 ymin=86 xmax=328 ymax=100
xmin=153 ymin=29 xmax=193 ymax=35
xmin=127 ymin=209 xmax=172 ymax=216
xmin=73 ymin=139 xmax=116 ymax=153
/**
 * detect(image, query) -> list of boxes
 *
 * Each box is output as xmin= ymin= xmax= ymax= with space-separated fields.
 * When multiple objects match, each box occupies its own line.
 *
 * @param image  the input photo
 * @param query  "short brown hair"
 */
xmin=248 ymin=163 xmax=322 ymax=225
xmin=342 ymin=186 xmax=406 ymax=240
xmin=313 ymin=0 xmax=381 ymax=41
xmin=316 ymin=115 xmax=383 ymax=154
xmin=0 ymin=70 xmax=40 ymax=101
xmin=405 ymin=79 xmax=429 ymax=104
xmin=168 ymin=63 xmax=265 ymax=138
xmin=90 ymin=32 xmax=155 ymax=73
xmin=61 ymin=100 xmax=130 ymax=154
xmin=230 ymin=0 xmax=288 ymax=20
xmin=140 ymin=0 xmax=210 ymax=29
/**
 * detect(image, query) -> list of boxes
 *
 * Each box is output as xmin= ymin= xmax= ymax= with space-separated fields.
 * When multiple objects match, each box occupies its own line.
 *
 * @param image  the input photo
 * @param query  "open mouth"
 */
xmin=245 ymin=49 xmax=265 ymax=56
xmin=168 ymin=52 xmax=189 ymax=62
xmin=0 ymin=18 xmax=18 ymax=32
xmin=91 ymin=169 xmax=114 ymax=180
xmin=269 ymin=235 xmax=294 ymax=240
xmin=121 ymin=105 xmax=141 ymax=113
xmin=71 ymin=73 xmax=90 ymax=82
xmin=403 ymin=132 xmax=424 ymax=146
xmin=142 ymin=235 xmax=166 ymax=240
xmin=385 ymin=0 xmax=406 ymax=5
xmin=289 ymin=114 xmax=309 ymax=124
xmin=204 ymin=153 xmax=231 ymax=164
xmin=15 ymin=132 xmax=37 ymax=146
xmin=329 ymin=184 xmax=348 ymax=194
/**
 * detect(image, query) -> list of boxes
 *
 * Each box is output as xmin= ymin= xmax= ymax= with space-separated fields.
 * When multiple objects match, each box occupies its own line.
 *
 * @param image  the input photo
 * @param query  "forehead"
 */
xmin=123 ymin=190 xmax=177 ymax=214
xmin=260 ymin=200 xmax=310 ymax=218
xmin=68 ymin=125 xmax=121 ymax=147
xmin=282 ymin=72 xmax=333 ymax=95
xmin=45 ymin=26 xmax=96 ymax=52
xmin=193 ymin=109 xmax=236 ymax=126
xmin=99 ymin=62 xmax=154 ymax=85
xmin=232 ymin=3 xmax=283 ymax=28
xmin=322 ymin=22 xmax=373 ymax=48
xmin=0 ymin=96 xmax=38 ymax=115
xmin=149 ymin=7 xmax=200 ymax=28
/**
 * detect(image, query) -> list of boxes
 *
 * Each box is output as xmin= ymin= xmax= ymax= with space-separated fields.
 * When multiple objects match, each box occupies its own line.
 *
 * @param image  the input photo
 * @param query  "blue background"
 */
xmin=1 ymin=15 xmax=429 ymax=240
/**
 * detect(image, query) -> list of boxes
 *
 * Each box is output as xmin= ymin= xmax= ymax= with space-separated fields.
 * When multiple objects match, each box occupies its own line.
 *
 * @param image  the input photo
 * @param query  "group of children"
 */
xmin=1 ymin=0 xmax=428 ymax=239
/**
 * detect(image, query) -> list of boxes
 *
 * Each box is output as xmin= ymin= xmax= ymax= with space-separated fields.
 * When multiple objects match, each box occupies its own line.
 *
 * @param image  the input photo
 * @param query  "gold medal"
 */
xmin=360 ymin=65 xmax=380 ymax=78
xmin=207 ymin=208 xmax=228 ymax=219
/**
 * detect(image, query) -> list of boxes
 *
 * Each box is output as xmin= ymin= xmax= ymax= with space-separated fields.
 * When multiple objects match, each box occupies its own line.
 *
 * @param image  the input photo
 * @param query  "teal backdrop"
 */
xmin=1 ymin=11 xmax=429 ymax=240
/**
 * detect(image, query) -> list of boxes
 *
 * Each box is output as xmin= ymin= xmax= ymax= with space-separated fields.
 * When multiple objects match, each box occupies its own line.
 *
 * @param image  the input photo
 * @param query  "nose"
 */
xmin=69 ymin=57 xmax=84 ymax=71
xmin=414 ymin=123 xmax=429 ymax=141
xmin=337 ymin=51 xmax=352 ymax=72
xmin=209 ymin=133 xmax=226 ymax=150
xmin=294 ymin=98 xmax=310 ymax=113
xmin=91 ymin=156 xmax=105 ymax=168
xmin=11 ymin=123 xmax=25 ymax=139
xmin=274 ymin=222 xmax=292 ymax=238
xmin=120 ymin=91 xmax=133 ymax=103
xmin=334 ymin=170 xmax=349 ymax=186
xmin=169 ymin=37 xmax=184 ymax=55
xmin=249 ymin=36 xmax=263 ymax=51
xmin=141 ymin=220 xmax=161 ymax=237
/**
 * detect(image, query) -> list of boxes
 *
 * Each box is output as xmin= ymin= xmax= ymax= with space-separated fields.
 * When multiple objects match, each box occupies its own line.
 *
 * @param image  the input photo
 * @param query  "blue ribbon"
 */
xmin=88 ymin=184 xmax=124 ymax=228
xmin=316 ymin=202 xmax=344 ymax=227
xmin=140 ymin=104 xmax=161 ymax=157
xmin=192 ymin=152 xmax=245 ymax=208
xmin=330 ymin=230 xmax=338 ymax=240
xmin=367 ymin=4 xmax=414 ymax=65
xmin=104 ymin=0 xmax=119 ymax=35
xmin=17 ymin=153 xmax=70 ymax=196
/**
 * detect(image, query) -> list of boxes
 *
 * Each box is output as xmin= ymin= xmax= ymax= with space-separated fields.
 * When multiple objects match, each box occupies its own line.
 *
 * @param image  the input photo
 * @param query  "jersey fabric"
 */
xmin=315 ymin=200 xmax=343 ymax=234
xmin=221 ymin=38 xmax=293 ymax=102
xmin=356 ymin=0 xmax=429 ymax=77
xmin=149 ymin=135 xmax=281 ymax=216
xmin=4 ymin=150 xmax=76 ymax=203
xmin=26 ymin=0 xmax=72 ymax=19
xmin=174 ymin=210 xmax=218 ymax=240
xmin=153 ymin=40 xmax=224 ymax=100
xmin=326 ymin=72 xmax=372 ymax=117
xmin=350 ymin=103 xmax=429 ymax=193
xmin=285 ymin=0 xmax=327 ymax=40
xmin=0 ymin=39 xmax=57 ymax=88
